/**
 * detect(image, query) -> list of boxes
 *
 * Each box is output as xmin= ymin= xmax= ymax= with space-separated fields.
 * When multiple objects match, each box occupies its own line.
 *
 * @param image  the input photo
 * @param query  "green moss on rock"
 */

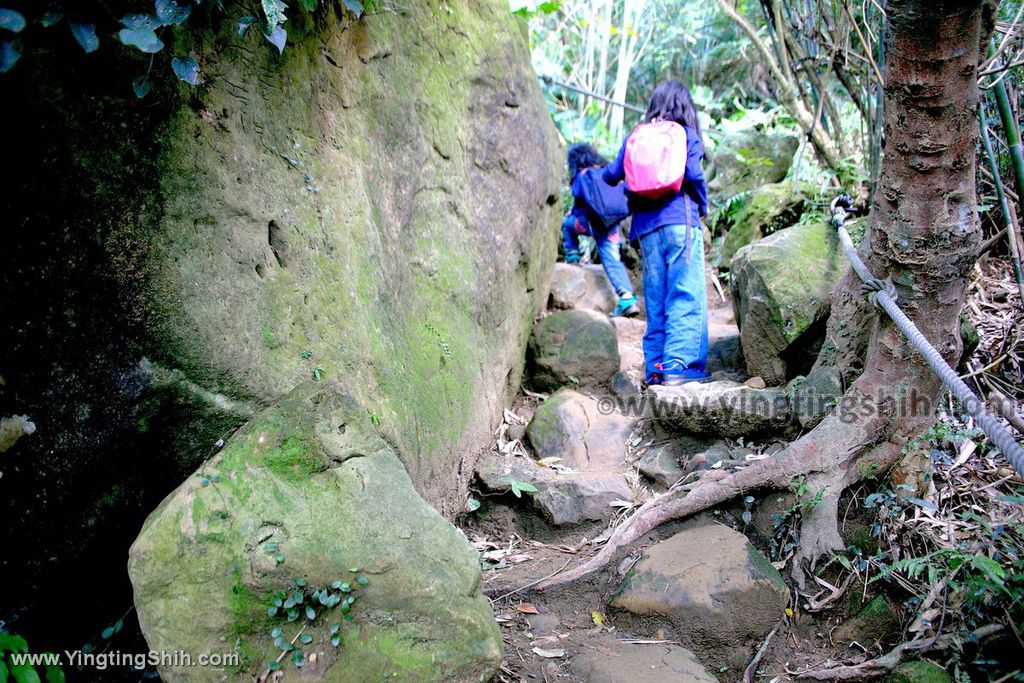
xmin=719 ymin=183 xmax=807 ymax=265
xmin=887 ymin=661 xmax=952 ymax=683
xmin=129 ymin=382 xmax=502 ymax=681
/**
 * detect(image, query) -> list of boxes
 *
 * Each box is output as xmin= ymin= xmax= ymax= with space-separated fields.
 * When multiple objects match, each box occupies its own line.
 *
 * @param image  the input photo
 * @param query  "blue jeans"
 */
xmin=562 ymin=219 xmax=634 ymax=296
xmin=639 ymin=224 xmax=708 ymax=382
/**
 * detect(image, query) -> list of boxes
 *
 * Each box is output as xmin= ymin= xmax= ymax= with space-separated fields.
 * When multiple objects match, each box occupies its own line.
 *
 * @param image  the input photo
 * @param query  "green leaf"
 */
xmin=330 ymin=623 xmax=340 ymax=634
xmin=68 ymin=22 xmax=99 ymax=52
xmin=268 ymin=661 xmax=281 ymax=671
xmin=276 ymin=554 xmax=286 ymax=564
xmin=10 ymin=664 xmax=42 ymax=683
xmin=237 ymin=15 xmax=256 ymax=37
xmin=267 ymin=606 xmax=278 ymax=617
xmin=298 ymin=0 xmax=318 ymax=10
xmin=155 ymin=0 xmax=192 ymax=25
xmin=305 ymin=605 xmax=316 ymax=620
xmin=291 ymin=648 xmax=304 ymax=668
xmin=118 ymin=27 xmax=164 ymax=53
xmin=356 ymin=576 xmax=368 ymax=586
xmin=132 ymin=76 xmax=152 ymax=99
xmin=466 ymin=497 xmax=481 ymax=512
xmin=113 ymin=620 xmax=124 ymax=634
xmin=44 ymin=663 xmax=65 ymax=683
xmin=171 ymin=57 xmax=200 ymax=85
xmin=340 ymin=0 xmax=364 ymax=17
xmin=39 ymin=12 xmax=63 ymax=27
xmin=971 ymin=554 xmax=1006 ymax=583
xmin=300 ymin=634 xmax=313 ymax=644
xmin=101 ymin=626 xmax=115 ymax=639
xmin=0 ymin=9 xmax=27 ymax=33
xmin=43 ymin=663 xmax=64 ymax=683
xmin=271 ymin=627 xmax=282 ymax=638
xmin=261 ymin=0 xmax=287 ymax=28
xmin=331 ymin=634 xmax=341 ymax=647
xmin=264 ymin=24 xmax=286 ymax=54
xmin=294 ymin=578 xmax=306 ymax=587
xmin=0 ymin=39 xmax=20 ymax=73
xmin=0 ymin=662 xmax=7 ymax=681
xmin=287 ymin=608 xmax=299 ymax=622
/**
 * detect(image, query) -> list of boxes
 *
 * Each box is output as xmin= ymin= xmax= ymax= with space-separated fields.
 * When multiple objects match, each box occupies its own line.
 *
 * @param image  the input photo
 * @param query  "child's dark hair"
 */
xmin=567 ymin=142 xmax=608 ymax=178
xmin=644 ymin=80 xmax=704 ymax=149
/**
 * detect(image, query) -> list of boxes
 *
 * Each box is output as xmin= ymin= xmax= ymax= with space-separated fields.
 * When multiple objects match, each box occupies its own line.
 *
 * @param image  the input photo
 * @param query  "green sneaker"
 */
xmin=612 ymin=294 xmax=640 ymax=318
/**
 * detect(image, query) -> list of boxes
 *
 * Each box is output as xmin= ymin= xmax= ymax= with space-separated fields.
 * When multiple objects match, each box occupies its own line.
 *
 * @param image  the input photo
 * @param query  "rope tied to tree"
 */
xmin=829 ymin=195 xmax=1024 ymax=476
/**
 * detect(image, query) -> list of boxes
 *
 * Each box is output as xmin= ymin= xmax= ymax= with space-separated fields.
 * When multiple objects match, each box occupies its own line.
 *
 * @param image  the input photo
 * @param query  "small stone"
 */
xmin=744 ymin=376 xmax=766 ymax=389
xmin=610 ymin=371 xmax=640 ymax=399
xmin=527 ymin=389 xmax=634 ymax=470
xmin=549 ymin=263 xmax=617 ymax=314
xmin=833 ymin=595 xmax=899 ymax=648
xmin=571 ymin=636 xmax=718 ymax=682
xmin=527 ymin=310 xmax=620 ymax=392
xmin=506 ymin=424 xmax=526 ymax=441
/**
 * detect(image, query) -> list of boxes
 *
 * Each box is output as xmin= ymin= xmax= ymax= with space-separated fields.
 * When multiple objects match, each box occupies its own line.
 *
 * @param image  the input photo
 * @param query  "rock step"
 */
xmin=610 ymin=519 xmax=788 ymax=669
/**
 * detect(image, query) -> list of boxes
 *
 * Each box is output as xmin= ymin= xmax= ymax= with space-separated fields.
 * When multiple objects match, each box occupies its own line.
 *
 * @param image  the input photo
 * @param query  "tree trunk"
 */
xmin=538 ymin=0 xmax=994 ymax=591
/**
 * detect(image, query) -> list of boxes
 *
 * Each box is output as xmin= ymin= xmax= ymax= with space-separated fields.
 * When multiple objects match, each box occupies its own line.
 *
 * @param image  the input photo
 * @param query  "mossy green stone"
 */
xmin=888 ymin=661 xmax=952 ymax=683
xmin=129 ymin=382 xmax=502 ymax=682
xmin=720 ymin=183 xmax=807 ymax=264
xmin=730 ymin=220 xmax=859 ymax=384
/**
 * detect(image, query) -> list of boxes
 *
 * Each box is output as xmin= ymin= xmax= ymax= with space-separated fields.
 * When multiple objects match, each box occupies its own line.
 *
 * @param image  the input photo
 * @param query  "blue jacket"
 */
xmin=569 ymin=169 xmax=596 ymax=235
xmin=603 ymin=125 xmax=708 ymax=241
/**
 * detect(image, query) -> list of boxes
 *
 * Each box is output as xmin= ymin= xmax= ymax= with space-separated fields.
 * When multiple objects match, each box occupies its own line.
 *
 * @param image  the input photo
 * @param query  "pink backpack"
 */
xmin=624 ymin=121 xmax=688 ymax=199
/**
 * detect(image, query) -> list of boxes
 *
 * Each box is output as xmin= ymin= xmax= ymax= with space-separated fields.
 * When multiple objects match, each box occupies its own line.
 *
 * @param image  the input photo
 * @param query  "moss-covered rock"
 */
xmin=717 ymin=183 xmax=807 ymax=265
xmin=707 ymin=128 xmax=800 ymax=199
xmin=527 ymin=311 xmax=620 ymax=391
xmin=129 ymin=381 xmax=502 ymax=681
xmin=2 ymin=0 xmax=562 ymax=626
xmin=730 ymin=220 xmax=858 ymax=385
xmin=887 ymin=661 xmax=952 ymax=683
xmin=833 ymin=595 xmax=899 ymax=648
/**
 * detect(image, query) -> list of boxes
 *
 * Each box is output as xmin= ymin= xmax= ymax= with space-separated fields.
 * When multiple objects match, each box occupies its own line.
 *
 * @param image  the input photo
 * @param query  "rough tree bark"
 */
xmin=539 ymin=0 xmax=994 ymax=590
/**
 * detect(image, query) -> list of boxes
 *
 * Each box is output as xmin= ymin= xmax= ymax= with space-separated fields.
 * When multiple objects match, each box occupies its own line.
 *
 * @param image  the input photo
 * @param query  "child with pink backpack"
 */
xmin=602 ymin=80 xmax=710 ymax=386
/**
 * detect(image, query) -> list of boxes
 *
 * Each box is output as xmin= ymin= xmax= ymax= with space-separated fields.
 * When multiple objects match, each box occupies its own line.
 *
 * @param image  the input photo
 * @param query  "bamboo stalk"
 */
xmin=979 ymin=103 xmax=1024 ymax=295
xmin=992 ymin=62 xmax=1024 ymax=204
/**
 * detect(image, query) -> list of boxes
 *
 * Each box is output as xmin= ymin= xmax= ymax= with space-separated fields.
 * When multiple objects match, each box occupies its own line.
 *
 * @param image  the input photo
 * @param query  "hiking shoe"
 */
xmin=565 ymin=251 xmax=581 ymax=264
xmin=641 ymin=373 xmax=662 ymax=389
xmin=662 ymin=371 xmax=713 ymax=386
xmin=612 ymin=295 xmax=640 ymax=318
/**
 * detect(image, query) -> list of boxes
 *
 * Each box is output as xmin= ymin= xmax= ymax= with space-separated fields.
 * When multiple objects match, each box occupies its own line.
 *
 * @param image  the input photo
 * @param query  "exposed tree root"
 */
xmin=793 ymin=625 xmax=1004 ymax=680
xmin=537 ymin=389 xmax=895 ymax=590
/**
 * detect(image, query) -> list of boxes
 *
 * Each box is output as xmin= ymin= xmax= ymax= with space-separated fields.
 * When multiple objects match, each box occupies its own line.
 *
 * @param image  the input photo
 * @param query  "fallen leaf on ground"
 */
xmin=516 ymin=603 xmax=540 ymax=614
xmin=531 ymin=647 xmax=565 ymax=658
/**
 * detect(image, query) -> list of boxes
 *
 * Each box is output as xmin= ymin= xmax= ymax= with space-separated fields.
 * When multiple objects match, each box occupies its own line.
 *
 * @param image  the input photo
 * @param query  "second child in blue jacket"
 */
xmin=603 ymin=80 xmax=710 ymax=386
xmin=563 ymin=143 xmax=640 ymax=318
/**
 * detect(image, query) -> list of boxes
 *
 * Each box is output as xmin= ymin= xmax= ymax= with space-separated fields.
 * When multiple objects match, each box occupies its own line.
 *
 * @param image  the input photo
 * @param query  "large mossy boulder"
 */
xmin=2 ymin=0 xmax=562 ymax=615
xmin=716 ymin=183 xmax=807 ymax=265
xmin=129 ymin=382 xmax=502 ymax=681
xmin=527 ymin=310 xmax=621 ymax=391
xmin=706 ymin=127 xmax=800 ymax=198
xmin=730 ymin=220 xmax=856 ymax=385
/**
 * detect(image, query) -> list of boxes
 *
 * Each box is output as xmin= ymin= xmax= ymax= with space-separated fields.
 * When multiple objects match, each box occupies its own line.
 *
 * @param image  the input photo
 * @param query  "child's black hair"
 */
xmin=567 ymin=142 xmax=609 ymax=178
xmin=644 ymin=80 xmax=705 ymax=150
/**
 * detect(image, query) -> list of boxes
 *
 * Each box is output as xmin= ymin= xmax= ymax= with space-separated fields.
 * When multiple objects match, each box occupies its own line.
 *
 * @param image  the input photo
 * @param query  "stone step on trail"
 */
xmin=549 ymin=262 xmax=619 ymax=314
xmin=609 ymin=518 xmax=789 ymax=670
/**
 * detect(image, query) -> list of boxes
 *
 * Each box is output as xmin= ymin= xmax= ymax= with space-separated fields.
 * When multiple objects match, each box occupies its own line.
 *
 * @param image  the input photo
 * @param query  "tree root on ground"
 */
xmin=537 ymin=390 xmax=898 ymax=590
xmin=792 ymin=625 xmax=1004 ymax=680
